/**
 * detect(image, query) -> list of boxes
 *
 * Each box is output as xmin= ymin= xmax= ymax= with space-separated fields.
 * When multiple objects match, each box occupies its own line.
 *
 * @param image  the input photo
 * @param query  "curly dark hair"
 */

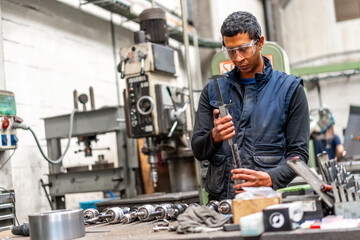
xmin=221 ymin=11 xmax=261 ymax=45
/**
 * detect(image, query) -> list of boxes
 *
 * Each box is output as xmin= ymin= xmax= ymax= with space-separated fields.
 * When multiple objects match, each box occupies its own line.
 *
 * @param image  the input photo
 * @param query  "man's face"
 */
xmin=223 ymin=33 xmax=264 ymax=75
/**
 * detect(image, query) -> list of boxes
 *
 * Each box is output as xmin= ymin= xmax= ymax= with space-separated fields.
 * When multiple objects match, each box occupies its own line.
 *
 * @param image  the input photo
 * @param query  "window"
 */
xmin=334 ymin=0 xmax=360 ymax=21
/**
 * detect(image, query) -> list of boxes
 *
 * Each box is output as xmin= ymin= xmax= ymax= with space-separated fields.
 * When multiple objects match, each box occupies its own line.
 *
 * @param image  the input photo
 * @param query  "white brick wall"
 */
xmin=1 ymin=0 xmax=133 ymax=222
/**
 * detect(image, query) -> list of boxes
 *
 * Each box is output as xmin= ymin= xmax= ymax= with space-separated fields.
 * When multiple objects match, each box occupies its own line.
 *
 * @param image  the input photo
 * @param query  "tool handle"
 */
xmin=232 ymin=143 xmax=241 ymax=168
xmin=218 ymin=106 xmax=228 ymax=118
xmin=320 ymin=184 xmax=332 ymax=192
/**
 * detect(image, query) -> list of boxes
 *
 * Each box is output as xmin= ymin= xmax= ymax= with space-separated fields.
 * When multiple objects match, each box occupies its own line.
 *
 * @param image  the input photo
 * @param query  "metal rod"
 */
xmin=180 ymin=0 xmax=202 ymax=205
xmin=191 ymin=29 xmax=206 ymax=205
xmin=110 ymin=14 xmax=121 ymax=106
xmin=40 ymin=179 xmax=53 ymax=210
xmin=73 ymin=90 xmax=78 ymax=109
xmin=89 ymin=86 xmax=95 ymax=110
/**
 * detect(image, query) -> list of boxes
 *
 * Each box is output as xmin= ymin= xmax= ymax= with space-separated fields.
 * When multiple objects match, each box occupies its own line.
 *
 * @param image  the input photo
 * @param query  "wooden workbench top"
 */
xmin=1 ymin=221 xmax=360 ymax=240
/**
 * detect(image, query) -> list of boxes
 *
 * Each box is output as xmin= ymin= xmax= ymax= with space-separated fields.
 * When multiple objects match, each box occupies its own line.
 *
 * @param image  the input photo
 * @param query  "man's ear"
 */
xmin=259 ymin=36 xmax=265 ymax=48
xmin=222 ymin=40 xmax=225 ymax=47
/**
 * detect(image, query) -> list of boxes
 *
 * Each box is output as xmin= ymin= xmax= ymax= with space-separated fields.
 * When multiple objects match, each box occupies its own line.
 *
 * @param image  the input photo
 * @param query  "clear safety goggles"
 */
xmin=222 ymin=39 xmax=259 ymax=59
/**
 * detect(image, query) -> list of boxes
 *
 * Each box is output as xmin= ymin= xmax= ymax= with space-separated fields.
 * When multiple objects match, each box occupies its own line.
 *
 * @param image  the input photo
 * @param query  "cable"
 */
xmin=26 ymin=109 xmax=78 ymax=165
xmin=0 ymin=187 xmax=19 ymax=226
xmin=0 ymin=149 xmax=16 ymax=170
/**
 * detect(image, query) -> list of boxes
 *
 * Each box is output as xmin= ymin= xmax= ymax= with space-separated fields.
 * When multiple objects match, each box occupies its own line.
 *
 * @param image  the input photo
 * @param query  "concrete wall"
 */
xmin=1 ymin=0 xmax=133 ymax=223
xmin=279 ymin=0 xmax=360 ymax=142
xmin=281 ymin=0 xmax=360 ymax=68
xmin=210 ymin=0 xmax=266 ymax=41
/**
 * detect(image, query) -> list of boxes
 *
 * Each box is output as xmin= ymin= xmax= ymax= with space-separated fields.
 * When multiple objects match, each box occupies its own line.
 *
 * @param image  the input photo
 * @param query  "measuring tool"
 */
xmin=210 ymin=75 xmax=241 ymax=169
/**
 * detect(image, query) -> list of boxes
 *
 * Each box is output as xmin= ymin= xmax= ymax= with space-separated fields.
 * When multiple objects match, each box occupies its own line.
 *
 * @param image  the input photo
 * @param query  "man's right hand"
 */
xmin=212 ymin=109 xmax=235 ymax=144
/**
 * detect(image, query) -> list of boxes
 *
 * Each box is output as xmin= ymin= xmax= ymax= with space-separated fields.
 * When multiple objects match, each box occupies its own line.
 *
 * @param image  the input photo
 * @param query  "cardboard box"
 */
xmin=232 ymin=196 xmax=281 ymax=224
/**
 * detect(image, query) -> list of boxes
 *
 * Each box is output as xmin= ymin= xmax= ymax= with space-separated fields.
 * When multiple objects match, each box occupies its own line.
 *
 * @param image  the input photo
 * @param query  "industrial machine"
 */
xmin=343 ymin=105 xmax=360 ymax=160
xmin=42 ymin=88 xmax=138 ymax=209
xmin=120 ymin=8 xmax=196 ymax=192
xmin=0 ymin=190 xmax=16 ymax=231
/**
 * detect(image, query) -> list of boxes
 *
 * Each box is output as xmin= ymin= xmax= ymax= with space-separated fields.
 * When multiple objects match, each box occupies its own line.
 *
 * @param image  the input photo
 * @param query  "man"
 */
xmin=311 ymin=109 xmax=345 ymax=163
xmin=313 ymin=125 xmax=344 ymax=163
xmin=191 ymin=11 xmax=309 ymax=201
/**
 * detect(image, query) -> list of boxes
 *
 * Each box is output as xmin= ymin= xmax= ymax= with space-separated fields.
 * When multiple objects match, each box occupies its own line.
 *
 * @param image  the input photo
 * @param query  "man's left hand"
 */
xmin=231 ymin=168 xmax=272 ymax=193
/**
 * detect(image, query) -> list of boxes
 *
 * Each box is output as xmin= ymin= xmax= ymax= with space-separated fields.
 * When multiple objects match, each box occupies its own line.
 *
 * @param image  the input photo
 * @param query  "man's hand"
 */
xmin=231 ymin=168 xmax=272 ymax=193
xmin=212 ymin=109 xmax=235 ymax=144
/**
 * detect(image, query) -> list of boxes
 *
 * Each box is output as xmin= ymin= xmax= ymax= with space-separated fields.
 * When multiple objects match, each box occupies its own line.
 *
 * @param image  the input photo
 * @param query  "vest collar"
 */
xmin=255 ymin=56 xmax=273 ymax=82
xmin=226 ymin=56 xmax=273 ymax=88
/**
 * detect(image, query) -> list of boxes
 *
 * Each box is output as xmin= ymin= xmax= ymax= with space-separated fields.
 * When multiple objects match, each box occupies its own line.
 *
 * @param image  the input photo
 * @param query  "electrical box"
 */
xmin=0 ymin=90 xmax=18 ymax=150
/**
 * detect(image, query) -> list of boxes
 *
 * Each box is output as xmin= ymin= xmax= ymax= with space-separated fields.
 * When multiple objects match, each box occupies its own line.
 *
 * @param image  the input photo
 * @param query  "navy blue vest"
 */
xmin=206 ymin=57 xmax=302 ymax=200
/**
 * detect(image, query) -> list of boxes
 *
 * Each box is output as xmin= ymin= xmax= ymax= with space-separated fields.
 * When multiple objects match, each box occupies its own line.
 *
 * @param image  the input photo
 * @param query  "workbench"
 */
xmin=1 ymin=221 xmax=360 ymax=240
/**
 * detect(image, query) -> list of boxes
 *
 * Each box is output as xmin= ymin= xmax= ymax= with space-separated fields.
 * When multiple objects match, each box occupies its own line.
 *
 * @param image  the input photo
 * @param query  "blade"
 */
xmin=213 ymin=78 xmax=224 ymax=105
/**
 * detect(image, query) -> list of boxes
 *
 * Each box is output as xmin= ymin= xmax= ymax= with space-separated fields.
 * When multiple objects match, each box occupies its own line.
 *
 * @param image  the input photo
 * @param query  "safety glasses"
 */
xmin=222 ymin=39 xmax=259 ymax=60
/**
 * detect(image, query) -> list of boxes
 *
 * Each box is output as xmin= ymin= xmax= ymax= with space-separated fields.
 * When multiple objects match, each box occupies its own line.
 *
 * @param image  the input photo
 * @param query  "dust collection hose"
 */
xmin=12 ymin=109 xmax=78 ymax=165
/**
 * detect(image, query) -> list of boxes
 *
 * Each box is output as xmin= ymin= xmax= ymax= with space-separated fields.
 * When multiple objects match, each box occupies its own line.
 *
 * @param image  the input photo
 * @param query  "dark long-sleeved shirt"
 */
xmin=191 ymin=83 xmax=309 ymax=189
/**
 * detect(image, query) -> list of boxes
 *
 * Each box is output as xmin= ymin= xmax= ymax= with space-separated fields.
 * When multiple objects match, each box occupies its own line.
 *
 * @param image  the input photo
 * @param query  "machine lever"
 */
xmin=166 ymin=86 xmax=178 ymax=111
xmin=40 ymin=179 xmax=53 ymax=210
xmin=138 ymin=51 xmax=147 ymax=75
xmin=118 ymin=56 xmax=129 ymax=79
xmin=166 ymin=86 xmax=190 ymax=138
xmin=167 ymin=99 xmax=190 ymax=138
xmin=167 ymin=121 xmax=178 ymax=138
xmin=111 ymin=177 xmax=123 ymax=182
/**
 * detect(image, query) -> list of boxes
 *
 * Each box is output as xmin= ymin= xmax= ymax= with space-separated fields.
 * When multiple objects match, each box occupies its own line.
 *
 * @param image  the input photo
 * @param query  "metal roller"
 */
xmin=83 ymin=208 xmax=99 ymax=224
xmin=154 ymin=203 xmax=172 ymax=220
xmin=105 ymin=207 xmax=125 ymax=224
xmin=121 ymin=213 xmax=135 ymax=224
xmin=218 ymin=199 xmax=232 ymax=214
xmin=168 ymin=203 xmax=188 ymax=219
xmin=121 ymin=207 xmax=139 ymax=224
xmin=135 ymin=204 xmax=157 ymax=221
xmin=206 ymin=200 xmax=219 ymax=212
xmin=29 ymin=209 xmax=85 ymax=240
xmin=189 ymin=203 xmax=200 ymax=207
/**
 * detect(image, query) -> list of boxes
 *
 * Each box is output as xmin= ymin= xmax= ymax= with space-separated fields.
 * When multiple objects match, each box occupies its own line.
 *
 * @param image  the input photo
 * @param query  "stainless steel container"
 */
xmin=29 ymin=209 xmax=85 ymax=240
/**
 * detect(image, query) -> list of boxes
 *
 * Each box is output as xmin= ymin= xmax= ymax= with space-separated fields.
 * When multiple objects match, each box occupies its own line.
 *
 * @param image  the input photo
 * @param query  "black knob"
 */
xmin=78 ymin=94 xmax=88 ymax=104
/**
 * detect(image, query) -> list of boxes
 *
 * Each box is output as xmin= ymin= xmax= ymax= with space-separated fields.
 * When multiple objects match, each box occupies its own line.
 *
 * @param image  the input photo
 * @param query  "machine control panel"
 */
xmin=124 ymin=74 xmax=188 ymax=139
xmin=125 ymin=75 xmax=155 ymax=138
xmin=0 ymin=91 xmax=18 ymax=150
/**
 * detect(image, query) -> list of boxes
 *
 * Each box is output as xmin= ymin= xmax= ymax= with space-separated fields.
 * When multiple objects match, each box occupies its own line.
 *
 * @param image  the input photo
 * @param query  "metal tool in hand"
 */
xmin=210 ymin=75 xmax=242 ymax=169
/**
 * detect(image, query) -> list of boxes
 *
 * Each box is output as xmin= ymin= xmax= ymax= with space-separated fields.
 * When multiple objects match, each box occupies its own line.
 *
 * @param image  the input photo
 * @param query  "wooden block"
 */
xmin=232 ymin=196 xmax=281 ymax=224
xmin=137 ymin=138 xmax=154 ymax=194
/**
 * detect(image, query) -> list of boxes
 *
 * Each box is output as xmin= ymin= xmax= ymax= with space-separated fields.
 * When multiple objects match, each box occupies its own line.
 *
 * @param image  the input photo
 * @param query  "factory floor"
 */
xmin=2 ymin=221 xmax=360 ymax=240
